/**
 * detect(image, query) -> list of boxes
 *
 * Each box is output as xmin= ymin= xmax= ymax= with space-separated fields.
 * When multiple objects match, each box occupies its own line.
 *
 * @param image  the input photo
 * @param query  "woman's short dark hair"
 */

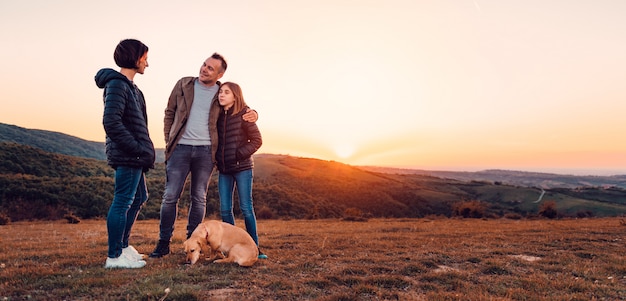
xmin=114 ymin=39 xmax=148 ymax=69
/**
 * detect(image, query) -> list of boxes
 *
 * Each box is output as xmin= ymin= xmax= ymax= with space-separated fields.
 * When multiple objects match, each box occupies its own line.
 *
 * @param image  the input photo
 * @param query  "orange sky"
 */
xmin=1 ymin=0 xmax=625 ymax=175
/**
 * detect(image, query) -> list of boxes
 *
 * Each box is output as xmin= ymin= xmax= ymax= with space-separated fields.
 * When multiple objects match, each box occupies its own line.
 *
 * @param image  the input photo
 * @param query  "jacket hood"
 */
xmin=95 ymin=68 xmax=130 ymax=89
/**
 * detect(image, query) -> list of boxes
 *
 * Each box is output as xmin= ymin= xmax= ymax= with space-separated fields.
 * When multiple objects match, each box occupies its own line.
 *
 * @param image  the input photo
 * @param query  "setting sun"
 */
xmin=333 ymin=144 xmax=355 ymax=159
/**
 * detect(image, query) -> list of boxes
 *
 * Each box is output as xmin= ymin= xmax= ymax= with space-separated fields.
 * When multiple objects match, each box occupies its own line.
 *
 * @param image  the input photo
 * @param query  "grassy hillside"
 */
xmin=0 ymin=142 xmax=163 ymax=220
xmin=0 ymin=122 xmax=107 ymax=160
xmin=2 ymin=142 xmax=625 ymax=223
xmin=0 ymin=122 xmax=165 ymax=162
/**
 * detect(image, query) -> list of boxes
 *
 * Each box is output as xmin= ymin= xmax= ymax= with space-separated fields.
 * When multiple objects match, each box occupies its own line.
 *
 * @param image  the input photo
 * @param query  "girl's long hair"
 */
xmin=220 ymin=82 xmax=247 ymax=115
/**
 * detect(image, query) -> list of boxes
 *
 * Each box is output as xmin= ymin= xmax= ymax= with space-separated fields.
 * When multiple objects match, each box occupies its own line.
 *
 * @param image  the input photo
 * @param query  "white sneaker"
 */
xmin=105 ymin=253 xmax=146 ymax=269
xmin=122 ymin=245 xmax=146 ymax=260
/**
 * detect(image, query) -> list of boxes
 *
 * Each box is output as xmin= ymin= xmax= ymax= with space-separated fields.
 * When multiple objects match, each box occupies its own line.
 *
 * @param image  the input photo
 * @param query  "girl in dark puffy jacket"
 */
xmin=216 ymin=82 xmax=266 ymax=259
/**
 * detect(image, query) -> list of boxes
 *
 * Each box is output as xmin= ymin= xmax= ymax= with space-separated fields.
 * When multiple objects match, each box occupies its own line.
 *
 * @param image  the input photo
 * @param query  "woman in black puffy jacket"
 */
xmin=95 ymin=39 xmax=155 ymax=269
xmin=215 ymin=82 xmax=266 ymax=258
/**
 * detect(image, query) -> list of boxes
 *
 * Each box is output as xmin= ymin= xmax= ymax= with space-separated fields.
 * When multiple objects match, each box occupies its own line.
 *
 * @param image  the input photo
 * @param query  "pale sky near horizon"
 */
xmin=1 ymin=0 xmax=625 ymax=175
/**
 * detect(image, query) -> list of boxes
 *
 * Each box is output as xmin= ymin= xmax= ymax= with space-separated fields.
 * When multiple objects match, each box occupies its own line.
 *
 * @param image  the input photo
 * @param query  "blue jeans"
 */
xmin=159 ymin=145 xmax=214 ymax=241
xmin=219 ymin=168 xmax=259 ymax=246
xmin=107 ymin=166 xmax=148 ymax=258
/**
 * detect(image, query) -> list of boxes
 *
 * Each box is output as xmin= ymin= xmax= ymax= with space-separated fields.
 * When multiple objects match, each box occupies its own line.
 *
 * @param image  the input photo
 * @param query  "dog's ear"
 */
xmin=204 ymin=224 xmax=211 ymax=241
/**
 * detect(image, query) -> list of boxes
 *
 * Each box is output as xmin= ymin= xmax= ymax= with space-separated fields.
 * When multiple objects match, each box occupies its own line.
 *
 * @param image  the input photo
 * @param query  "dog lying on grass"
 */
xmin=183 ymin=220 xmax=258 ymax=267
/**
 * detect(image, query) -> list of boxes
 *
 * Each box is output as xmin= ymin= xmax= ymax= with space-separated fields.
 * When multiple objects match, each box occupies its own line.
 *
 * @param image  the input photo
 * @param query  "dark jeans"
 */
xmin=158 ymin=145 xmax=214 ymax=241
xmin=107 ymin=166 xmax=147 ymax=258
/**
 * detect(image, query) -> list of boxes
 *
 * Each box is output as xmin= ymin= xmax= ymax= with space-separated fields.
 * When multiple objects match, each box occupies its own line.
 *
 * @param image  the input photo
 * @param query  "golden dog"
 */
xmin=183 ymin=220 xmax=258 ymax=267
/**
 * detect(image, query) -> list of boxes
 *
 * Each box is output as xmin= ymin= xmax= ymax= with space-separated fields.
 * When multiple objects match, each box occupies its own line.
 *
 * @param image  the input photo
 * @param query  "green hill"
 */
xmin=0 ymin=123 xmax=106 ymax=160
xmin=1 ymin=142 xmax=626 ymax=222
xmin=0 ymin=122 xmax=165 ymax=162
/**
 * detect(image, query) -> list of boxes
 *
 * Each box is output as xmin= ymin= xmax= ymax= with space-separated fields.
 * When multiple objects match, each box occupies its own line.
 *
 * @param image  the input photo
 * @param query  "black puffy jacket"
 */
xmin=216 ymin=106 xmax=262 ymax=174
xmin=95 ymin=68 xmax=155 ymax=170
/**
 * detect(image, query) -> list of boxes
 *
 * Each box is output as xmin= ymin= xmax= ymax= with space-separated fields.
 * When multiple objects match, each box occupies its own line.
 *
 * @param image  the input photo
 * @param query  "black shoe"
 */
xmin=149 ymin=240 xmax=170 ymax=258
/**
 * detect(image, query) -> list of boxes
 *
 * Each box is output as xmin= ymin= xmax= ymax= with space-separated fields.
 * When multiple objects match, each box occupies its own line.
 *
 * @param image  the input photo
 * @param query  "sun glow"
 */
xmin=334 ymin=144 xmax=355 ymax=159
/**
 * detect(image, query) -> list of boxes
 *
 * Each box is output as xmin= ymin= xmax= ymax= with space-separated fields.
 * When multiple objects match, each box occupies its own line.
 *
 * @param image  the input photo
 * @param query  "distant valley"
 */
xmin=361 ymin=166 xmax=626 ymax=189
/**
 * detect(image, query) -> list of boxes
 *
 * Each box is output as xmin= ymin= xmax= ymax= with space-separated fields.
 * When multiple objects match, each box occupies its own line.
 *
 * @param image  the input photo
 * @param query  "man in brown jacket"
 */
xmin=150 ymin=53 xmax=258 ymax=258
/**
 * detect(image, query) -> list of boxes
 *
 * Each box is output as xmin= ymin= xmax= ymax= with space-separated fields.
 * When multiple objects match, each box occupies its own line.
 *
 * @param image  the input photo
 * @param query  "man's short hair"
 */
xmin=114 ymin=39 xmax=149 ymax=69
xmin=211 ymin=52 xmax=228 ymax=73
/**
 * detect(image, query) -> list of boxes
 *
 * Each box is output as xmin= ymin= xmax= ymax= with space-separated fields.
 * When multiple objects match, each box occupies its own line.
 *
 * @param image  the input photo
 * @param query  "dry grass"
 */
xmin=0 ymin=217 xmax=624 ymax=300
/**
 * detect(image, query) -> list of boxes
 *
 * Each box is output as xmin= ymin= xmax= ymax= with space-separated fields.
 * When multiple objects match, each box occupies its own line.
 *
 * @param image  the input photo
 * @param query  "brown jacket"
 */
xmin=163 ymin=77 xmax=221 ymax=162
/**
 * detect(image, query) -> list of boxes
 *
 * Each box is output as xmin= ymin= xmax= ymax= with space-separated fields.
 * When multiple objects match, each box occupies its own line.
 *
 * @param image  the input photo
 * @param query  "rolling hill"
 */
xmin=3 ymin=122 xmax=623 ymax=189
xmin=1 ymin=122 xmax=626 ymax=221
xmin=0 ymin=122 xmax=165 ymax=162
xmin=1 ymin=141 xmax=626 ymax=222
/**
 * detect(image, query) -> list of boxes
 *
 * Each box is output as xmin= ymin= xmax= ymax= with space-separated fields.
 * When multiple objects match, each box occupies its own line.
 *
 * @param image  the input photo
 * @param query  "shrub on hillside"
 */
xmin=538 ymin=201 xmax=558 ymax=219
xmin=0 ymin=212 xmax=10 ymax=225
xmin=452 ymin=200 xmax=487 ymax=218
xmin=64 ymin=212 xmax=81 ymax=224
xmin=256 ymin=206 xmax=274 ymax=219
xmin=504 ymin=213 xmax=523 ymax=220
xmin=575 ymin=210 xmax=593 ymax=218
xmin=342 ymin=207 xmax=368 ymax=222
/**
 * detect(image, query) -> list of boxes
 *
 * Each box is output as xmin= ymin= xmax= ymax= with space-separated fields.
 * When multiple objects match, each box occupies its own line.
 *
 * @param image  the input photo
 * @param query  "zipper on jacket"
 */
xmin=220 ymin=108 xmax=228 ymax=170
